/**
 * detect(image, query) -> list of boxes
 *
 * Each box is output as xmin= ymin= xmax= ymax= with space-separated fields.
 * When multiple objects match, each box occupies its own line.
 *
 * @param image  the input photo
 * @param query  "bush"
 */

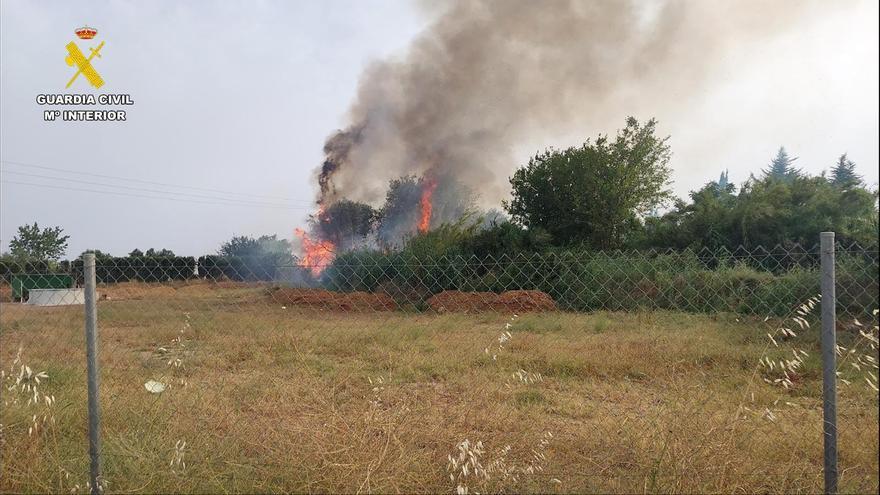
xmin=321 ymin=246 xmax=878 ymax=317
xmin=198 ymin=255 xmax=281 ymax=282
xmin=71 ymin=256 xmax=198 ymax=284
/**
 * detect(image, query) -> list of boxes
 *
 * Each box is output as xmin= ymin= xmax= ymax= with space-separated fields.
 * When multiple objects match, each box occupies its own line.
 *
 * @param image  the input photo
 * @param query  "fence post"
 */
xmin=83 ymin=253 xmax=102 ymax=494
xmin=820 ymin=232 xmax=838 ymax=494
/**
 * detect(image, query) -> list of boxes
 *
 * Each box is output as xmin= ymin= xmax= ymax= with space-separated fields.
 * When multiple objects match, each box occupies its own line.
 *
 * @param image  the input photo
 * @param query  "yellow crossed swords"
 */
xmin=65 ymin=41 xmax=104 ymax=89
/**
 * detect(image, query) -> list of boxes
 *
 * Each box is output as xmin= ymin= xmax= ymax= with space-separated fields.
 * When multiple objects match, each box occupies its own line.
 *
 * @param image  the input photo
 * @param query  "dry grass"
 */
xmin=0 ymin=283 xmax=877 ymax=493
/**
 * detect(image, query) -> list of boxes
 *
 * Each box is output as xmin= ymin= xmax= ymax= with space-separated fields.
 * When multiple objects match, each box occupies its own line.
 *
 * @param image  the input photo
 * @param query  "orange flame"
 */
xmin=418 ymin=177 xmax=438 ymax=233
xmin=294 ymin=227 xmax=335 ymax=277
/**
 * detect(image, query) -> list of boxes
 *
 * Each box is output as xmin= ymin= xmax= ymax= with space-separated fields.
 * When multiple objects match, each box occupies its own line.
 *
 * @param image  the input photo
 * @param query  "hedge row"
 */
xmin=322 ymin=250 xmax=879 ymax=317
xmin=74 ymin=256 xmax=198 ymax=283
xmin=2 ymin=255 xmax=286 ymax=284
xmin=197 ymin=255 xmax=283 ymax=282
xmin=0 ymin=260 xmax=56 ymax=283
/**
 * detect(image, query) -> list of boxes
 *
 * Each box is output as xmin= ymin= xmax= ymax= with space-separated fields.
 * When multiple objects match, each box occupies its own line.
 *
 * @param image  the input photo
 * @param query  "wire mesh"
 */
xmin=1 ymin=242 xmax=877 ymax=493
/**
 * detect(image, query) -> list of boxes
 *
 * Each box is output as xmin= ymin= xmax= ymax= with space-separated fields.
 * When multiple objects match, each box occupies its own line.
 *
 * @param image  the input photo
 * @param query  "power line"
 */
xmin=0 ymin=179 xmax=314 ymax=211
xmin=1 ymin=170 xmax=309 ymax=209
xmin=0 ymin=159 xmax=315 ymax=204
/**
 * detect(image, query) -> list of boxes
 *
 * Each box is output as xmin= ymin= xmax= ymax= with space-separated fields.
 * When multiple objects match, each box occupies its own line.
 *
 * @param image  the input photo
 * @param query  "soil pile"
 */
xmin=426 ymin=290 xmax=556 ymax=313
xmin=271 ymin=288 xmax=397 ymax=311
xmin=493 ymin=290 xmax=556 ymax=312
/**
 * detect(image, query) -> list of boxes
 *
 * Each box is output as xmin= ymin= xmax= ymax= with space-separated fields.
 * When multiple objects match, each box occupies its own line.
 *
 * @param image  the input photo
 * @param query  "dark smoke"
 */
xmin=318 ymin=124 xmax=365 ymax=206
xmin=314 ymin=0 xmax=827 ymax=210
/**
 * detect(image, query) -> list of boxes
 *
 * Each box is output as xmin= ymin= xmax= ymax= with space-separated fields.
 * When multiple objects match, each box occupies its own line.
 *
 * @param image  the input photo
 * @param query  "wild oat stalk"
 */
xmin=753 ymin=299 xmax=879 ymax=423
xmin=484 ymin=315 xmax=518 ymax=360
xmin=447 ymin=316 xmax=555 ymax=493
xmin=1 ymin=346 xmax=99 ymax=493
xmin=1 ymin=346 xmax=56 ymax=436
xmin=446 ymin=432 xmax=554 ymax=494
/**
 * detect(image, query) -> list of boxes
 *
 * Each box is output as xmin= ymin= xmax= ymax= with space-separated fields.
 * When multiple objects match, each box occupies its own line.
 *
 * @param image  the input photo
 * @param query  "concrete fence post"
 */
xmin=83 ymin=253 xmax=102 ymax=494
xmin=820 ymin=232 xmax=838 ymax=494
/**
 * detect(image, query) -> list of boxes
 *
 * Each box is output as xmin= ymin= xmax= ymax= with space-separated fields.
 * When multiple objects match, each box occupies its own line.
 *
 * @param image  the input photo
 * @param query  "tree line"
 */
xmin=3 ymin=116 xmax=878 ymax=273
xmin=0 ymin=227 xmax=295 ymax=283
xmin=316 ymin=117 xmax=877 ymax=258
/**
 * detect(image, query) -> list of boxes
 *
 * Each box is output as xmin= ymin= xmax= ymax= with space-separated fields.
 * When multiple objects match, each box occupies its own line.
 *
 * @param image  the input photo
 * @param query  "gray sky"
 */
xmin=1 ymin=0 xmax=877 ymax=257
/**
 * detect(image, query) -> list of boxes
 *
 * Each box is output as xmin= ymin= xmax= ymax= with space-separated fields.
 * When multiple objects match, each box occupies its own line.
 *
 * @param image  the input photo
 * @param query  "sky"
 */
xmin=1 ymin=0 xmax=878 ymax=257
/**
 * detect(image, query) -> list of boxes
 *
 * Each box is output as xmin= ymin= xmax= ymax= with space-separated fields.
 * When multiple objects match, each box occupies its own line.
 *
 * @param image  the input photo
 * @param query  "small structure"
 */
xmin=26 ymin=288 xmax=85 ymax=306
xmin=11 ymin=274 xmax=75 ymax=302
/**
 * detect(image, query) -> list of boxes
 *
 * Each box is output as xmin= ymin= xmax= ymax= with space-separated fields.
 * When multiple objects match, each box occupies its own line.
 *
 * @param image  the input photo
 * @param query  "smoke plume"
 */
xmin=316 ymin=0 xmax=825 ymax=208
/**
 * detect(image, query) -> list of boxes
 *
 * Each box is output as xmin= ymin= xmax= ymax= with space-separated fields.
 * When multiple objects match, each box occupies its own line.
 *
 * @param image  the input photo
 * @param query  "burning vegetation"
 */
xmin=295 ymin=173 xmax=473 ymax=276
xmin=293 ymin=227 xmax=335 ymax=277
xmin=294 ymin=0 xmax=826 ymax=276
xmin=417 ymin=176 xmax=438 ymax=234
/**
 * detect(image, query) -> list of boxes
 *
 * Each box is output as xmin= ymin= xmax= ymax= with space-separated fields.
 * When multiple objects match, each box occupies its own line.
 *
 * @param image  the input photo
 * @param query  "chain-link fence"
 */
xmin=1 ymin=240 xmax=878 ymax=493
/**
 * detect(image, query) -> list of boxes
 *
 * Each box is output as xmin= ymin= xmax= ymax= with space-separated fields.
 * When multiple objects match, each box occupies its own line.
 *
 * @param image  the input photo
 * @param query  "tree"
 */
xmin=218 ymin=236 xmax=261 ymax=257
xmin=717 ymin=169 xmax=730 ymax=189
xmin=9 ymin=223 xmax=69 ymax=261
xmin=217 ymin=234 xmax=293 ymax=279
xmin=144 ymin=248 xmax=175 ymax=256
xmin=376 ymin=176 xmax=421 ymax=248
xmin=641 ymin=169 xmax=878 ymax=250
xmin=219 ymin=235 xmax=292 ymax=261
xmin=375 ymin=174 xmax=476 ymax=248
xmin=129 ymin=249 xmax=144 ymax=257
xmin=762 ymin=147 xmax=801 ymax=182
xmin=505 ymin=117 xmax=672 ymax=248
xmin=830 ymin=153 xmax=862 ymax=189
xmin=313 ymin=200 xmax=377 ymax=251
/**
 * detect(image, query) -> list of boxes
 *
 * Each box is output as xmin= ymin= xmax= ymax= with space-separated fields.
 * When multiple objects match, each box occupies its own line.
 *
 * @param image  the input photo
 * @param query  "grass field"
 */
xmin=1 ymin=282 xmax=878 ymax=493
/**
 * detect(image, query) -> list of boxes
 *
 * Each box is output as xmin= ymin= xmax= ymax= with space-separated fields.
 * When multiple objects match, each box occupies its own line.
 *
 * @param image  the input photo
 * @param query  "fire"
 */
xmin=418 ymin=177 xmax=438 ymax=233
xmin=294 ymin=227 xmax=335 ymax=277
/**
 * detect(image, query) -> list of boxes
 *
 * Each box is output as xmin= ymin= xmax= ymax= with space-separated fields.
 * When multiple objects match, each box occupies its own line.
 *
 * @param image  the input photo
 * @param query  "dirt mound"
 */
xmin=426 ymin=290 xmax=556 ymax=313
xmin=427 ymin=290 xmax=497 ymax=313
xmin=270 ymin=288 xmax=397 ymax=311
xmin=493 ymin=290 xmax=556 ymax=312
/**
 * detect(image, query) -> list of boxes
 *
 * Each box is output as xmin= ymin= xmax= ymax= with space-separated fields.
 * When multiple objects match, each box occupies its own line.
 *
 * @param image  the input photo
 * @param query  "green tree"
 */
xmin=128 ymin=248 xmax=144 ymax=257
xmin=219 ymin=235 xmax=292 ymax=262
xmin=9 ymin=223 xmax=69 ymax=261
xmin=639 ymin=166 xmax=878 ymax=250
xmin=830 ymin=153 xmax=862 ymax=189
xmin=505 ymin=117 xmax=672 ymax=248
xmin=144 ymin=248 xmax=175 ymax=256
xmin=313 ymin=200 xmax=377 ymax=250
xmin=717 ymin=169 xmax=730 ymax=189
xmin=762 ymin=147 xmax=801 ymax=182
xmin=218 ymin=236 xmax=261 ymax=257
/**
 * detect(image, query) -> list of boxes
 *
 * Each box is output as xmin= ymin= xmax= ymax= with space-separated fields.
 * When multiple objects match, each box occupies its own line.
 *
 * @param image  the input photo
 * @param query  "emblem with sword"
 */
xmin=65 ymin=26 xmax=104 ymax=89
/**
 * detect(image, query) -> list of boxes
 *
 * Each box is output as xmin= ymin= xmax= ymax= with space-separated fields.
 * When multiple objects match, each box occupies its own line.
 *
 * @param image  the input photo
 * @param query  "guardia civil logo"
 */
xmin=65 ymin=25 xmax=105 ymax=89
xmin=35 ymin=25 xmax=134 ymax=122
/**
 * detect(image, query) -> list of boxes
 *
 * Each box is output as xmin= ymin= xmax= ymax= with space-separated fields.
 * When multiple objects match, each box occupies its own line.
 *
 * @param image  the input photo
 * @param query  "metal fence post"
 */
xmin=820 ymin=232 xmax=838 ymax=494
xmin=83 ymin=253 xmax=102 ymax=494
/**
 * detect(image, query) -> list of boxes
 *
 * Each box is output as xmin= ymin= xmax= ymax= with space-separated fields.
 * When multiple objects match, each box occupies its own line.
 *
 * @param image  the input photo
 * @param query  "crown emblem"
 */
xmin=75 ymin=26 xmax=97 ymax=40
